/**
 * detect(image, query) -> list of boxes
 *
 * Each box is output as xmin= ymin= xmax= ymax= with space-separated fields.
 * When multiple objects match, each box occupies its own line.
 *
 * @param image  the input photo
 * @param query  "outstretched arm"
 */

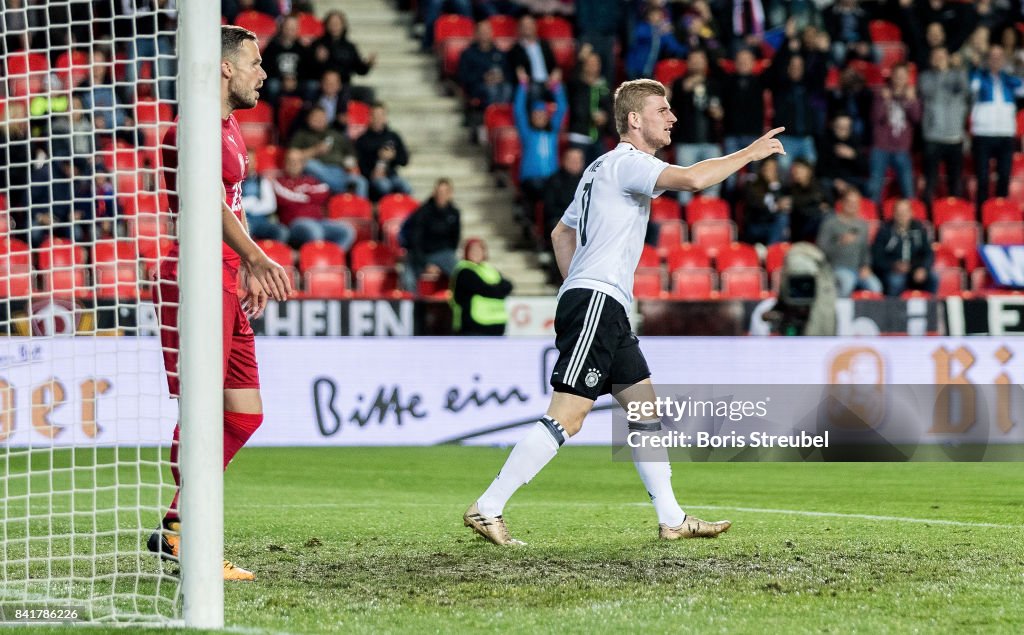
xmin=655 ymin=127 xmax=787 ymax=192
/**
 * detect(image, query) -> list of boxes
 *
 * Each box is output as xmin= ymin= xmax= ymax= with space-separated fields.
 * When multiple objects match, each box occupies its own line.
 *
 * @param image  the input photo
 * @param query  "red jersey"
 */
xmin=161 ymin=115 xmax=250 ymax=291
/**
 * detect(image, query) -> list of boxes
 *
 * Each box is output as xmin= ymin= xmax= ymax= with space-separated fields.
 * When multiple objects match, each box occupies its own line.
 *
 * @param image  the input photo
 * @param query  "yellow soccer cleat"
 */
xmin=659 ymin=516 xmax=732 ymax=540
xmin=463 ymin=502 xmax=526 ymax=546
xmin=223 ymin=559 xmax=255 ymax=582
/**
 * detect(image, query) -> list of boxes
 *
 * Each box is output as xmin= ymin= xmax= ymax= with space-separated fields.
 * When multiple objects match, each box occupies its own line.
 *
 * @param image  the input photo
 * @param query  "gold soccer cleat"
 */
xmin=659 ymin=516 xmax=732 ymax=540
xmin=223 ymin=559 xmax=256 ymax=582
xmin=463 ymin=502 xmax=526 ymax=546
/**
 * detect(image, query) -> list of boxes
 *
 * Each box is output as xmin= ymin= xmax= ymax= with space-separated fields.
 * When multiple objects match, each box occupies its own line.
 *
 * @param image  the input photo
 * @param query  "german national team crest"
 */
xmin=12 ymin=298 xmax=94 ymax=337
xmin=584 ymin=368 xmax=601 ymax=388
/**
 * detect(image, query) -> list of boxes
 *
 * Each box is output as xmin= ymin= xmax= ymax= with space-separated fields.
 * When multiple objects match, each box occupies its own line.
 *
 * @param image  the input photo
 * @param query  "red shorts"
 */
xmin=155 ymin=275 xmax=260 ymax=398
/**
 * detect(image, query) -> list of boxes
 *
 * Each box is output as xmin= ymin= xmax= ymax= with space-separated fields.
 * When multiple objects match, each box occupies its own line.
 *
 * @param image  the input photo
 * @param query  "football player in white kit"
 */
xmin=465 ymin=79 xmax=787 ymax=545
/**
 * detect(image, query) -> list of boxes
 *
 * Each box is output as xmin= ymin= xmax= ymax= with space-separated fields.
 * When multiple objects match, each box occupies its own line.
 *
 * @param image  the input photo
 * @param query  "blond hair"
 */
xmin=613 ymin=79 xmax=666 ymax=135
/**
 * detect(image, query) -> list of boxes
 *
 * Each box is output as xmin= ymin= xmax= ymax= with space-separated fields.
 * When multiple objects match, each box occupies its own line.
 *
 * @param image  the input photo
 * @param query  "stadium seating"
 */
xmin=233 ymin=101 xmax=275 ymax=149
xmin=135 ymin=98 xmax=175 ymax=148
xmin=377 ymin=193 xmax=420 ymax=224
xmin=638 ymin=245 xmax=661 ymax=268
xmin=981 ymin=198 xmax=1023 ymax=227
xmin=234 ymin=11 xmax=277 ymax=50
xmin=536 ymin=16 xmax=573 ymax=40
xmin=277 ymin=96 xmax=305 ymax=140
xmin=255 ymin=145 xmax=283 ymax=175
xmin=720 ymin=268 xmax=766 ymax=299
xmin=764 ymin=242 xmax=790 ymax=274
xmin=685 ymin=196 xmax=730 ymax=224
xmin=935 ymin=266 xmax=965 ymax=298
xmin=654 ymin=59 xmax=687 ymax=87
xmin=670 ymin=269 xmax=715 ymax=300
xmin=932 ymin=243 xmax=960 ymax=268
xmin=690 ymin=219 xmax=736 ymax=257
xmin=938 ymin=222 xmax=982 ymax=269
xmin=487 ymin=15 xmax=517 ymax=50
xmin=257 ymin=239 xmax=296 ymax=280
xmin=548 ymin=38 xmax=577 ymax=73
xmin=295 ymin=12 xmax=324 ymax=45
xmin=492 ymin=127 xmax=522 ymax=169
xmin=655 ymin=220 xmax=686 ymax=257
xmin=304 ymin=268 xmax=351 ymax=298
xmin=650 ymin=196 xmax=681 ymax=222
xmin=327 ymin=193 xmax=374 ymax=242
xmin=299 ymin=240 xmax=345 ymax=273
xmin=4 ymin=52 xmax=48 ymax=96
xmin=932 ymin=197 xmax=974 ymax=227
xmin=666 ymin=243 xmax=711 ymax=271
xmin=869 ymin=20 xmax=902 ymax=43
xmin=55 ymin=50 xmax=91 ymax=90
xmin=350 ymin=241 xmax=399 ymax=271
xmin=633 ymin=269 xmax=665 ymax=299
xmin=987 ymin=221 xmax=1024 ymax=245
xmin=850 ymin=290 xmax=884 ymax=300
xmin=0 ymin=238 xmax=32 ymax=299
xmin=347 ymin=100 xmax=371 ymax=139
xmin=356 ymin=267 xmax=402 ymax=297
xmin=715 ymin=242 xmax=759 ymax=272
xmin=36 ymin=238 xmax=90 ymax=299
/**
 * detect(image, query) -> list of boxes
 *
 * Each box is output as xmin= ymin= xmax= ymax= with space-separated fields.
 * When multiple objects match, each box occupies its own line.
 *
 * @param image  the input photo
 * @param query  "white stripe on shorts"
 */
xmin=566 ymin=292 xmax=605 ymax=387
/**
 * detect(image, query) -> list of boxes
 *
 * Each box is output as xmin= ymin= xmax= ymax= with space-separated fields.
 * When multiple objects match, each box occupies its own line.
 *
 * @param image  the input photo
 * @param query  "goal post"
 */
xmin=177 ymin=0 xmax=225 ymax=629
xmin=0 ymin=0 xmax=223 ymax=627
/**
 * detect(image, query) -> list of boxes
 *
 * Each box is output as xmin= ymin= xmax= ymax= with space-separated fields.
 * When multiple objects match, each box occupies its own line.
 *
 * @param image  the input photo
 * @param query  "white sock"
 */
xmin=631 ymin=422 xmax=686 ymax=527
xmin=477 ymin=417 xmax=565 ymax=517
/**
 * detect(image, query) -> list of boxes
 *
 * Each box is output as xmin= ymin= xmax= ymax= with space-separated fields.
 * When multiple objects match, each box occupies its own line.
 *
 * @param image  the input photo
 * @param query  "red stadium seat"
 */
xmin=935 ymin=266 xmax=965 ymax=298
xmin=442 ymin=37 xmax=472 ymax=78
xmin=234 ymin=11 xmax=278 ymax=50
xmin=0 ymin=239 xmax=32 ymax=299
xmin=233 ymin=101 xmax=274 ymax=141
xmin=690 ymin=219 xmax=736 ymax=257
xmin=882 ymin=198 xmax=927 ymax=221
xmin=720 ymin=267 xmax=766 ymax=299
xmin=484 ymin=103 xmax=515 ymax=133
xmin=295 ymin=12 xmax=324 ymax=45
xmin=939 ymin=222 xmax=981 ymax=268
xmin=54 ymin=50 xmax=91 ymax=89
xmin=850 ymin=290 xmax=884 ymax=300
xmin=932 ymin=197 xmax=974 ymax=227
xmin=345 ymin=100 xmax=370 ymax=140
xmin=666 ymin=243 xmax=711 ymax=271
xmin=638 ymin=245 xmax=661 ymax=268
xmin=848 ymin=60 xmax=884 ymax=88
xmin=537 ymin=16 xmax=573 ymax=40
xmin=932 ymin=243 xmax=959 ymax=269
xmin=670 ymin=269 xmax=715 ymax=300
xmin=656 ymin=220 xmax=686 ymax=256
xmin=971 ymin=267 xmax=994 ymax=292
xmin=37 ymin=238 xmax=87 ymax=270
xmin=350 ymin=241 xmax=399 ymax=271
xmin=1013 ymin=152 xmax=1024 ymax=177
xmin=654 ymin=59 xmax=688 ymax=87
xmin=327 ymin=193 xmax=374 ymax=242
xmin=257 ymin=239 xmax=294 ymax=270
xmin=93 ymin=240 xmax=140 ymax=301
xmin=488 ymin=15 xmax=518 ymax=50
xmin=981 ymin=197 xmax=1023 ymax=227
xmin=651 ymin=196 xmax=681 ymax=222
xmin=715 ymin=242 xmax=760 ymax=271
xmin=381 ymin=218 xmax=404 ymax=249
xmin=37 ymin=239 xmax=90 ymax=299
xmin=299 ymin=240 xmax=345 ymax=273
xmin=254 ymin=145 xmax=283 ymax=175
xmin=877 ymin=42 xmax=907 ymax=70
xmin=377 ymin=193 xmax=420 ymax=224
xmin=685 ymin=196 xmax=730 ymax=224
xmin=869 ymin=20 xmax=902 ymax=43
xmin=434 ymin=14 xmax=475 ymax=50
xmin=277 ymin=96 xmax=305 ymax=139
xmin=765 ymin=242 xmax=790 ymax=274
xmin=492 ymin=127 xmax=522 ymax=168
xmin=988 ymin=221 xmax=1024 ymax=245
xmin=304 ymin=268 xmax=351 ymax=298
xmin=356 ymin=267 xmax=401 ymax=297
xmin=633 ymin=269 xmax=665 ymax=299
xmin=548 ymin=38 xmax=577 ymax=73
xmin=5 ymin=52 xmax=48 ymax=96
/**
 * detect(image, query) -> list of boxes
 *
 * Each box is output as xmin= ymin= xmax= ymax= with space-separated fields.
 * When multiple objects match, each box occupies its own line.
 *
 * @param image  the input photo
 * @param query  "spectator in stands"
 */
xmin=272 ymin=149 xmax=355 ymax=251
xmin=542 ymin=147 xmax=585 ymax=250
xmin=451 ymin=238 xmax=513 ymax=336
xmin=315 ymin=10 xmax=377 ymax=102
xmin=0 ymin=101 xmax=31 ymax=240
xmin=872 ymin=198 xmax=937 ymax=297
xmin=76 ymin=48 xmax=126 ymax=131
xmin=313 ymin=69 xmax=351 ymax=129
xmin=575 ymin=0 xmax=623 ymax=86
xmin=716 ymin=0 xmax=768 ymax=57
xmin=818 ymin=113 xmax=868 ymax=200
xmin=68 ymin=96 xmax=95 ymax=159
xmin=721 ymin=48 xmax=766 ymax=193
xmin=677 ymin=1 xmax=723 ymax=56
xmin=970 ymin=45 xmax=1024 ymax=211
xmin=3 ymin=0 xmax=28 ymax=53
xmin=908 ymin=21 xmax=947 ymax=68
xmin=999 ymin=25 xmax=1024 ymax=76
xmin=567 ymin=45 xmax=612 ymax=165
xmin=867 ymin=64 xmax=920 ymax=205
xmin=957 ymin=25 xmax=990 ymax=72
xmin=742 ymin=156 xmax=790 ymax=246
xmin=769 ymin=54 xmax=820 ymax=172
xmin=788 ymin=158 xmax=829 ymax=243
xmin=458 ymin=19 xmax=513 ymax=126
xmin=817 ymin=188 xmax=883 ymax=297
xmin=823 ymin=0 xmax=872 ymax=66
xmin=626 ymin=5 xmax=688 ymax=80
xmin=399 ymin=178 xmax=461 ymax=291
xmin=915 ymin=0 xmax=973 ymax=52
xmin=826 ymin=65 xmax=873 ymax=142
xmin=220 ymin=0 xmax=279 ymax=23
xmin=262 ymin=14 xmax=317 ymax=104
xmin=420 ymin=0 xmax=473 ymax=52
xmin=241 ymin=149 xmax=289 ymax=244
xmin=507 ymin=15 xmax=558 ymax=101
xmin=513 ymin=67 xmax=567 ymax=231
xmin=356 ymin=102 xmax=412 ymax=200
xmin=29 ymin=156 xmax=74 ymax=247
xmin=919 ymin=46 xmax=968 ymax=205
xmin=71 ymin=161 xmax=117 ymax=242
xmin=289 ymin=106 xmax=368 ymax=198
xmin=670 ymin=49 xmax=723 ymax=202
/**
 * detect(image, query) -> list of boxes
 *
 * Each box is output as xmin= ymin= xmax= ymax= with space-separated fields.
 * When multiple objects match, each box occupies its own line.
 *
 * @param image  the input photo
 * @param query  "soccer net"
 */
xmin=1 ymin=0 xmax=182 ymax=624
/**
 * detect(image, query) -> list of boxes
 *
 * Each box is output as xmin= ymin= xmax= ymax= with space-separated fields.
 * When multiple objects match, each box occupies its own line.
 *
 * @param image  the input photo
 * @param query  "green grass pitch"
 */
xmin=6 ymin=446 xmax=1024 ymax=633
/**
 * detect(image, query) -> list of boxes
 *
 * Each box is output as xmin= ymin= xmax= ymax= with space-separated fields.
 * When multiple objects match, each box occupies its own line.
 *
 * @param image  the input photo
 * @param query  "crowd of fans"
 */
xmin=5 ymin=1 xmax=1024 ymax=303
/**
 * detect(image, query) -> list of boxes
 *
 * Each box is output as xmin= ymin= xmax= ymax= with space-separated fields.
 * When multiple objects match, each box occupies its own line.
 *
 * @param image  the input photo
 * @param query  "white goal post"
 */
xmin=0 ymin=0 xmax=223 ymax=627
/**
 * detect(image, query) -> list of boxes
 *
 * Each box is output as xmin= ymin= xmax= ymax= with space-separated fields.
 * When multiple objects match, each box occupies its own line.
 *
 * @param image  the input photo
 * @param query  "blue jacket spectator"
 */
xmin=969 ymin=45 xmax=1024 ymax=208
xmin=626 ymin=6 xmax=688 ymax=79
xmin=514 ymin=74 xmax=567 ymax=183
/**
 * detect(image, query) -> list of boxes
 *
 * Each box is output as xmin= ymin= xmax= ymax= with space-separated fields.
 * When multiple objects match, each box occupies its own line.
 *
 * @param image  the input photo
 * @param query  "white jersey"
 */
xmin=559 ymin=142 xmax=670 ymax=310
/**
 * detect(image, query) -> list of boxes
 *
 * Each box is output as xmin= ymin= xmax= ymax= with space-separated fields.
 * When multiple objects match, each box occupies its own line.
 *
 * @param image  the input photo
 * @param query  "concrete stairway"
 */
xmin=324 ymin=0 xmax=554 ymax=295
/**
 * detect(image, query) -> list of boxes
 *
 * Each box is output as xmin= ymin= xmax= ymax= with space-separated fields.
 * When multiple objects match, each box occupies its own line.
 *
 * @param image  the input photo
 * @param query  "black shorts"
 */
xmin=549 ymin=288 xmax=651 ymax=400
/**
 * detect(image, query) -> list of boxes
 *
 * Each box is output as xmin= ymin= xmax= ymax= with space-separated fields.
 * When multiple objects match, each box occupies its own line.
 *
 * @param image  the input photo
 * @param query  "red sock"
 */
xmin=223 ymin=411 xmax=263 ymax=468
xmin=165 ymin=424 xmax=181 ymax=524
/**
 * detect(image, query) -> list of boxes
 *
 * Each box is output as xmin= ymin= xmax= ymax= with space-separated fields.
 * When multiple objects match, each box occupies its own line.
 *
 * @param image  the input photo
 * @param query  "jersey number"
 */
xmin=580 ymin=181 xmax=593 ymax=246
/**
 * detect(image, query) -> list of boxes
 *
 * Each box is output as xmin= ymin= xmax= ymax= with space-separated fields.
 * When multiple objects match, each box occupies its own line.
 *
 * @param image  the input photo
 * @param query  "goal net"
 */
xmin=1 ymin=0 xmax=184 ymax=624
